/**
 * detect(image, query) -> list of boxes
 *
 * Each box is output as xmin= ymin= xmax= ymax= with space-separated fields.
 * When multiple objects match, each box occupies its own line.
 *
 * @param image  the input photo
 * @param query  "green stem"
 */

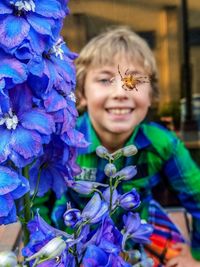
xmin=31 ymin=168 xmax=41 ymax=204
xmin=22 ymin=166 xmax=31 ymax=246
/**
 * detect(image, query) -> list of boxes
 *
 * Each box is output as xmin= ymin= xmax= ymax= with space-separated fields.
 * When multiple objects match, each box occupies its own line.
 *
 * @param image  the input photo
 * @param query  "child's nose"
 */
xmin=111 ymin=77 xmax=128 ymax=99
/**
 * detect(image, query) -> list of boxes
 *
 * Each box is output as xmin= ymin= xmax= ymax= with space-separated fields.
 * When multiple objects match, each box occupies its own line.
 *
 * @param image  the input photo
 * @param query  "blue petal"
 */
xmin=0 ymin=166 xmax=20 ymax=195
xmin=0 ymin=2 xmax=12 ymax=14
xmin=10 ymin=84 xmax=32 ymax=115
xmin=44 ymin=90 xmax=67 ymax=112
xmin=0 ymin=15 xmax=30 ymax=48
xmin=0 ymin=202 xmax=17 ymax=225
xmin=20 ymin=109 xmax=55 ymax=135
xmin=82 ymin=245 xmax=108 ymax=267
xmin=9 ymin=149 xmax=36 ymax=168
xmin=27 ymin=55 xmax=44 ymax=76
xmin=28 ymin=28 xmax=52 ymax=54
xmin=10 ymin=126 xmax=42 ymax=159
xmin=0 ymin=128 xmax=11 ymax=163
xmin=0 ymin=49 xmax=27 ymax=86
xmin=11 ymin=175 xmax=30 ymax=199
xmin=27 ymin=13 xmax=55 ymax=36
xmin=35 ymin=0 xmax=66 ymax=19
xmin=0 ymin=194 xmax=13 ymax=216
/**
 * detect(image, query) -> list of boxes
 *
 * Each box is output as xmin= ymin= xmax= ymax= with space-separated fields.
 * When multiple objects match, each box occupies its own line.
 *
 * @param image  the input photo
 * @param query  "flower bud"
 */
xmin=96 ymin=146 xmax=109 ymax=158
xmin=122 ymin=145 xmax=138 ymax=157
xmin=26 ymin=236 xmax=66 ymax=263
xmin=114 ymin=166 xmax=137 ymax=181
xmin=63 ymin=208 xmax=81 ymax=227
xmin=0 ymin=251 xmax=18 ymax=267
xmin=104 ymin=163 xmax=117 ymax=177
xmin=71 ymin=180 xmax=108 ymax=195
xmin=119 ymin=189 xmax=140 ymax=210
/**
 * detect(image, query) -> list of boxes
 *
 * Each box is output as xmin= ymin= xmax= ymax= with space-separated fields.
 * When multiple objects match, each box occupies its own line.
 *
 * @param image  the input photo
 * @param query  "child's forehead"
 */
xmin=90 ymin=55 xmax=146 ymax=74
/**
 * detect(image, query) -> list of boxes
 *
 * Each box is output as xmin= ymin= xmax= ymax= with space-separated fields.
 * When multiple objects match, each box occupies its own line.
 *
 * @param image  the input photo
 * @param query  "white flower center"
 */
xmin=11 ymin=0 xmax=35 ymax=12
xmin=68 ymin=92 xmax=76 ymax=102
xmin=50 ymin=38 xmax=65 ymax=60
xmin=0 ymin=109 xmax=19 ymax=130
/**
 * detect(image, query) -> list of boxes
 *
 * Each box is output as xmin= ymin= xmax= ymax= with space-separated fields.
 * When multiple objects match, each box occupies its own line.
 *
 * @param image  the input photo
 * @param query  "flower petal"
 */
xmin=20 ymin=109 xmax=55 ymax=135
xmin=0 ymin=166 xmax=20 ymax=195
xmin=0 ymin=128 xmax=11 ymax=163
xmin=35 ymin=0 xmax=66 ymax=19
xmin=82 ymin=193 xmax=101 ymax=221
xmin=0 ymin=16 xmax=30 ymax=48
xmin=10 ymin=126 xmax=42 ymax=159
xmin=0 ymin=2 xmax=12 ymax=14
xmin=27 ymin=13 xmax=55 ymax=36
xmin=0 ymin=194 xmax=13 ymax=216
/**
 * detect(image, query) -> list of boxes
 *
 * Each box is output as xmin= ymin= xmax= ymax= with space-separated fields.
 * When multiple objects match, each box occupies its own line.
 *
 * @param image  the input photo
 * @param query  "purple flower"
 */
xmin=28 ymin=38 xmax=77 ymax=93
xmin=122 ymin=213 xmax=153 ymax=249
xmin=0 ymin=83 xmax=55 ymax=167
xmin=87 ymin=216 xmax=123 ymax=254
xmin=0 ymin=0 xmax=68 ymax=53
xmin=113 ymin=166 xmax=137 ymax=181
xmin=29 ymin=136 xmax=78 ymax=198
xmin=0 ymin=165 xmax=29 ymax=224
xmin=81 ymin=193 xmax=109 ymax=224
xmin=63 ymin=208 xmax=81 ymax=228
xmin=119 ymin=189 xmax=141 ymax=210
xmin=22 ymin=211 xmax=74 ymax=256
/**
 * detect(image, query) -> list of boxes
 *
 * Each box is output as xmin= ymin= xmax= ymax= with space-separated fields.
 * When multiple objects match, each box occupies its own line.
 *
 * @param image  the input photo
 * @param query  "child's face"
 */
xmin=81 ymin=58 xmax=152 ymax=147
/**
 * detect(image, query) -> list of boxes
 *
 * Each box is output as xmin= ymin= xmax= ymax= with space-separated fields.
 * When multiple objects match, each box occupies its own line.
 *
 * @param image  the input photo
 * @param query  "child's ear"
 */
xmin=76 ymin=91 xmax=87 ymax=109
xmin=79 ymin=97 xmax=87 ymax=107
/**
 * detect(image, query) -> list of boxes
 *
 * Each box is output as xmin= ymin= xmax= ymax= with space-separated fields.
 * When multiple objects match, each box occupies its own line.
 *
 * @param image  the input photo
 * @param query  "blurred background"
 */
xmin=62 ymin=0 xmax=200 ymax=163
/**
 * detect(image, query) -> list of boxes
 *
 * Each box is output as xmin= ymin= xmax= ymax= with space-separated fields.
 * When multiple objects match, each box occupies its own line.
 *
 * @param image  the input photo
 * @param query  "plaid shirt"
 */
xmin=53 ymin=112 xmax=200 ymax=261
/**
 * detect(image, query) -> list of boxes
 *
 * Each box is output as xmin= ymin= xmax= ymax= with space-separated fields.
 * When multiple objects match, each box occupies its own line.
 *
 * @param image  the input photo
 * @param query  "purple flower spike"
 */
xmin=119 ymin=189 xmax=141 ymax=210
xmin=63 ymin=208 xmax=81 ymax=228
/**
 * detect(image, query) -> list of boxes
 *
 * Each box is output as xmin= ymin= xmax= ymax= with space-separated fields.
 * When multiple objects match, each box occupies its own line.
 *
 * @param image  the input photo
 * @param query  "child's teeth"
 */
xmin=109 ymin=109 xmax=131 ymax=114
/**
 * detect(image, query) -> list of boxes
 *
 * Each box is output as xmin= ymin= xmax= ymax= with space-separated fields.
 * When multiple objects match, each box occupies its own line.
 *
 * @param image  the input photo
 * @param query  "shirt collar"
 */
xmin=76 ymin=112 xmax=151 ymax=154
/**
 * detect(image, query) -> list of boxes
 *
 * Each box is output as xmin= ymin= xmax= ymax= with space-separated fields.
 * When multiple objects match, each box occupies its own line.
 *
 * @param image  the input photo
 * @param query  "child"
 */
xmin=53 ymin=26 xmax=200 ymax=266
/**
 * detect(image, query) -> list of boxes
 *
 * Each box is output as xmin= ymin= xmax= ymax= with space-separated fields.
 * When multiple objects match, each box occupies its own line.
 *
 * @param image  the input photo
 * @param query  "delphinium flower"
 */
xmin=0 ymin=0 xmax=69 ymax=55
xmin=27 ymin=36 xmax=77 ymax=94
xmin=22 ymin=211 xmax=83 ymax=267
xmin=122 ymin=212 xmax=153 ymax=249
xmin=29 ymin=135 xmax=83 ymax=199
xmin=0 ymin=165 xmax=29 ymax=224
xmin=0 ymin=83 xmax=55 ymax=168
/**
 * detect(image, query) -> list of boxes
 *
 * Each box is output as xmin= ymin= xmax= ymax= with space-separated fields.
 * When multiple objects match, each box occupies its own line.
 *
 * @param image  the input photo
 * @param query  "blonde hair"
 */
xmin=75 ymin=26 xmax=159 ymax=111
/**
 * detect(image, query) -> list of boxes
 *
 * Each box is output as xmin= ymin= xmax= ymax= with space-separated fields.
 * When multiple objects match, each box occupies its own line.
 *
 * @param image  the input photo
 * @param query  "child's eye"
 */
xmin=97 ymin=78 xmax=113 ymax=85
